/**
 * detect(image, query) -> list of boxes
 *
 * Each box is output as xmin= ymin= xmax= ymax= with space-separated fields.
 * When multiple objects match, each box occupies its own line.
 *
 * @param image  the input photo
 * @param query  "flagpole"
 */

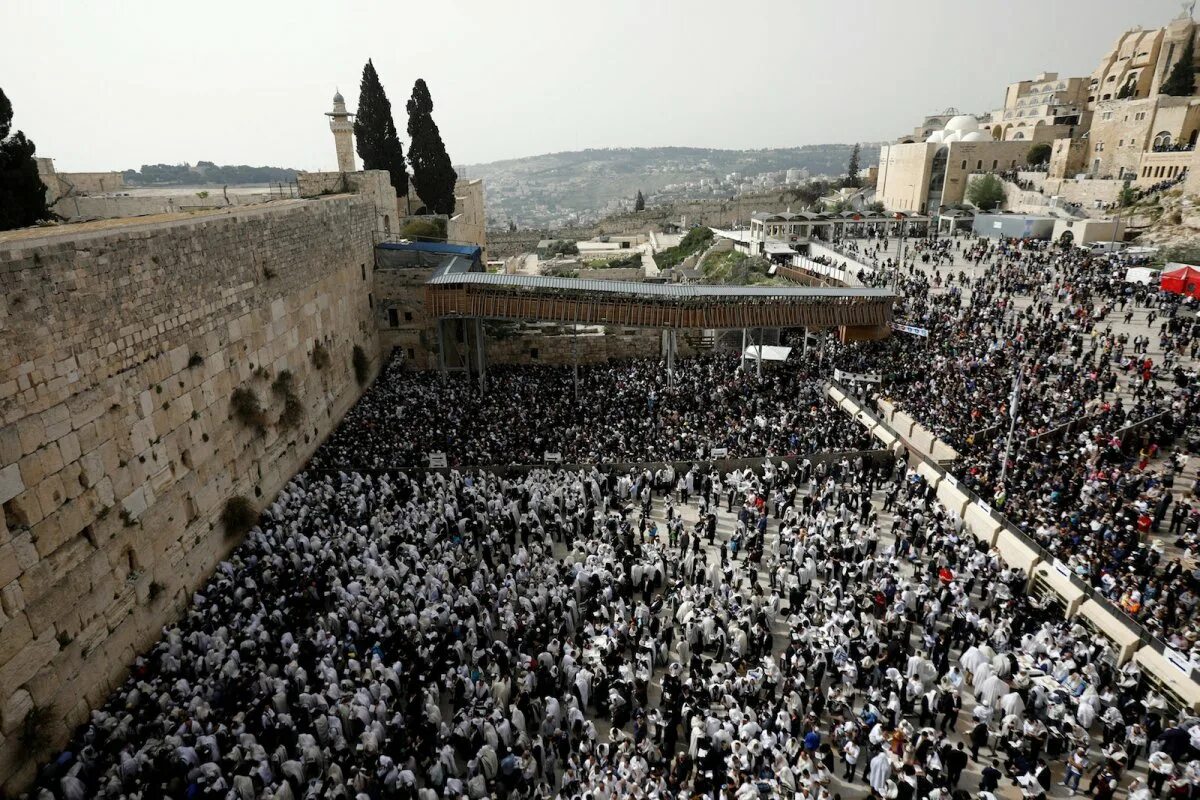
xmin=998 ymin=363 xmax=1023 ymax=489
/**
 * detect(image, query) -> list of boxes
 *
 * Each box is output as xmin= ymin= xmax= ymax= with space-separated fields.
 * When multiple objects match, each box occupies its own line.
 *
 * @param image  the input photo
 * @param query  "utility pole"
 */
xmin=998 ymin=362 xmax=1024 ymax=489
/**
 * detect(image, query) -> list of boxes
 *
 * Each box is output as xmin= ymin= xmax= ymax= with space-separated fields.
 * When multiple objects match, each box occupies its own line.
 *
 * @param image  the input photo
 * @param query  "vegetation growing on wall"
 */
xmin=221 ymin=496 xmax=258 ymax=538
xmin=230 ymin=387 xmax=267 ymax=429
xmin=352 ymin=345 xmax=370 ymax=386
xmin=655 ymin=226 xmax=714 ymax=270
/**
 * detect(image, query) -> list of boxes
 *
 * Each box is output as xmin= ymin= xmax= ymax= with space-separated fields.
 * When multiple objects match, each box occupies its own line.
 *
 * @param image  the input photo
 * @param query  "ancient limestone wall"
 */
xmin=0 ymin=196 xmax=378 ymax=790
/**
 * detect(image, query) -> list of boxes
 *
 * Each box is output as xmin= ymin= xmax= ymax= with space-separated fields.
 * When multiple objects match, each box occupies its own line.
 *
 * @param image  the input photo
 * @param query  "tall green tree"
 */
xmin=634 ymin=190 xmax=645 ymax=211
xmin=967 ymin=174 xmax=1006 ymax=211
xmin=1162 ymin=35 xmax=1197 ymax=97
xmin=406 ymin=79 xmax=458 ymax=216
xmin=0 ymin=88 xmax=51 ymax=231
xmin=353 ymin=60 xmax=408 ymax=196
xmin=845 ymin=144 xmax=861 ymax=188
xmin=1026 ymin=143 xmax=1052 ymax=166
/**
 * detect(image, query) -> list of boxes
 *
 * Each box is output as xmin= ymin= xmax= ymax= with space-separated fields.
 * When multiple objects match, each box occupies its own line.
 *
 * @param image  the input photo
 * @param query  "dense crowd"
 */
xmin=310 ymin=355 xmax=872 ymax=471
xmin=28 ymin=450 xmax=1200 ymax=800
xmin=19 ymin=226 xmax=1200 ymax=800
xmin=834 ymin=235 xmax=1200 ymax=648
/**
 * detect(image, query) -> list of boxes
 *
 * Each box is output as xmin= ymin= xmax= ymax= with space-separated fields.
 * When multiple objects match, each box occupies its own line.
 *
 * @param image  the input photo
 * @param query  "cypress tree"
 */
xmin=845 ymin=144 xmax=861 ymax=188
xmin=635 ymin=190 xmax=645 ymax=211
xmin=1162 ymin=35 xmax=1196 ymax=97
xmin=0 ymin=88 xmax=51 ymax=231
xmin=353 ymin=60 xmax=408 ymax=196
xmin=406 ymin=79 xmax=458 ymax=216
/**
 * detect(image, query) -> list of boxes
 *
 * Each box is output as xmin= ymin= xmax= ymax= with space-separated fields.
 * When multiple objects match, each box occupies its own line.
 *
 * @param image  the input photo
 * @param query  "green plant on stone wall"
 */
xmin=311 ymin=342 xmax=331 ymax=370
xmin=352 ymin=345 xmax=370 ymax=386
xmin=230 ymin=386 xmax=267 ymax=429
xmin=221 ymin=496 xmax=258 ymax=538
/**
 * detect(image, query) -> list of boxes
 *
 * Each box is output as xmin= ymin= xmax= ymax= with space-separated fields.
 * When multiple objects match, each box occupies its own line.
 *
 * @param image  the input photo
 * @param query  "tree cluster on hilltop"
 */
xmin=122 ymin=162 xmax=299 ymax=185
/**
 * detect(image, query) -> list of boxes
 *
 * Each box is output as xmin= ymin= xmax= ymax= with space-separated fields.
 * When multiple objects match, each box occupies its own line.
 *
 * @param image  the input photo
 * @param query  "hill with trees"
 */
xmin=121 ymin=162 xmax=298 ymax=186
xmin=463 ymin=144 xmax=880 ymax=228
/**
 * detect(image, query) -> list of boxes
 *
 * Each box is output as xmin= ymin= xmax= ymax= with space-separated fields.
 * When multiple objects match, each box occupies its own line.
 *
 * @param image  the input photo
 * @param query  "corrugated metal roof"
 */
xmin=426 ymin=272 xmax=893 ymax=299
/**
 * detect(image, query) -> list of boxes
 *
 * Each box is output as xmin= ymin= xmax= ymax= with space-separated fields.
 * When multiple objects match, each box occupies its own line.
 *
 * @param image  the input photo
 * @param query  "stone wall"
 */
xmin=0 ymin=196 xmax=378 ymax=790
xmin=484 ymin=328 xmax=694 ymax=366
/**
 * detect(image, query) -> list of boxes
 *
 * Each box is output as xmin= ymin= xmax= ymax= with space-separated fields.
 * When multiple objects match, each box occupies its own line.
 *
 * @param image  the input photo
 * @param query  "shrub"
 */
xmin=270 ymin=369 xmax=294 ymax=397
xmin=352 ymin=345 xmax=370 ymax=386
xmin=1026 ymin=143 xmax=1052 ymax=166
xmin=311 ymin=342 xmax=330 ymax=370
xmin=279 ymin=393 xmax=304 ymax=428
xmin=187 ymin=353 xmax=204 ymax=369
xmin=221 ymin=496 xmax=258 ymax=538
xmin=966 ymin=174 xmax=1006 ymax=211
xmin=230 ymin=387 xmax=267 ymax=429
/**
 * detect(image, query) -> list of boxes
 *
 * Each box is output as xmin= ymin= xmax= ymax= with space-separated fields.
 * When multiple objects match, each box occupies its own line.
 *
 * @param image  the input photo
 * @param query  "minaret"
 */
xmin=325 ymin=90 xmax=356 ymax=173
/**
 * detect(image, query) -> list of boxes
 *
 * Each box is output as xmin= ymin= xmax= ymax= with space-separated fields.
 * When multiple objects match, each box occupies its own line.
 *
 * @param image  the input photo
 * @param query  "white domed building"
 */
xmin=876 ymin=112 xmax=1047 ymax=215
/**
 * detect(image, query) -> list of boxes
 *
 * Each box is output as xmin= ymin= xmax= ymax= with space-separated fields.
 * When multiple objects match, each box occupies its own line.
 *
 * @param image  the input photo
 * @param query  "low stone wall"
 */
xmin=0 ymin=196 xmax=378 ymax=790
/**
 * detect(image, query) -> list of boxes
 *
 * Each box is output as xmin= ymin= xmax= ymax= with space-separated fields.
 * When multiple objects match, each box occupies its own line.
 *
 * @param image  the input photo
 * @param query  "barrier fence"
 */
xmin=828 ymin=381 xmax=1200 ymax=710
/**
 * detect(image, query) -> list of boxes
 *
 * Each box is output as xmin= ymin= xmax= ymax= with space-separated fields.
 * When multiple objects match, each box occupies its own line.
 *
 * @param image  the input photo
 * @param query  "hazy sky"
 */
xmin=1 ymin=0 xmax=1181 ymax=172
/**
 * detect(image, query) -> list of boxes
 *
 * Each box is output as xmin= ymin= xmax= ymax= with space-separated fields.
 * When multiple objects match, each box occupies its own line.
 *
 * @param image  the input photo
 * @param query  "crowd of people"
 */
xmin=26 ymin=448 xmax=1200 ymax=800
xmin=310 ymin=355 xmax=872 ymax=471
xmin=18 ymin=228 xmax=1200 ymax=800
xmin=833 ymin=235 xmax=1200 ymax=651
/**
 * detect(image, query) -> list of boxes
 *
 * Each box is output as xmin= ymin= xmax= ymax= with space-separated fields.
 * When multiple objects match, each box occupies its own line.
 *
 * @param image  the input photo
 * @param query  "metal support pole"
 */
xmin=573 ymin=324 xmax=579 ymax=401
xmin=756 ymin=327 xmax=763 ymax=378
xmin=802 ymin=326 xmax=809 ymax=358
xmin=475 ymin=317 xmax=486 ymax=393
xmin=436 ymin=319 xmax=447 ymax=385
xmin=998 ymin=363 xmax=1024 ymax=489
xmin=741 ymin=328 xmax=748 ymax=373
xmin=667 ymin=330 xmax=676 ymax=387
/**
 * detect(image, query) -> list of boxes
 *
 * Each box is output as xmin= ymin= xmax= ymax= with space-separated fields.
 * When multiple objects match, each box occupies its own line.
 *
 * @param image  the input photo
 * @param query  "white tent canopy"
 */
xmin=742 ymin=345 xmax=792 ymax=362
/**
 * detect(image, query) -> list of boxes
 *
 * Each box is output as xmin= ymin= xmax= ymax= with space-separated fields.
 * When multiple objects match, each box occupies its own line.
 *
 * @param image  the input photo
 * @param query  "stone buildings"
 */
xmin=878 ymin=8 xmax=1200 ymax=214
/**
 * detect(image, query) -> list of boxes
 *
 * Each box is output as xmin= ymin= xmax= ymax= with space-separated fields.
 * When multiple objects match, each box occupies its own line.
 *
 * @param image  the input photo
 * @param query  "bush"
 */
xmin=966 ymin=174 xmax=1006 ymax=211
xmin=270 ymin=369 xmax=294 ymax=397
xmin=272 ymin=369 xmax=303 ymax=428
xmin=230 ymin=387 xmax=267 ymax=429
xmin=1026 ymin=143 xmax=1052 ymax=166
xmin=656 ymin=227 xmax=714 ymax=270
xmin=400 ymin=217 xmax=447 ymax=241
xmin=352 ymin=345 xmax=370 ymax=386
xmin=187 ymin=353 xmax=204 ymax=369
xmin=279 ymin=393 xmax=304 ymax=428
xmin=311 ymin=342 xmax=330 ymax=370
xmin=221 ymin=496 xmax=258 ymax=538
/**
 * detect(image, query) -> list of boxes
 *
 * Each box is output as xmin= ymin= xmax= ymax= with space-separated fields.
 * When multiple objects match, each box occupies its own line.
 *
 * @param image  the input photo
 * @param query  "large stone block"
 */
xmin=0 ymin=464 xmax=24 ymax=506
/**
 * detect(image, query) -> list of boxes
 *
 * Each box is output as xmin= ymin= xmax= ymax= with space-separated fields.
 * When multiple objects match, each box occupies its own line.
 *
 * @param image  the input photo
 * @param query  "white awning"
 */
xmin=764 ymin=242 xmax=797 ymax=255
xmin=742 ymin=345 xmax=792 ymax=362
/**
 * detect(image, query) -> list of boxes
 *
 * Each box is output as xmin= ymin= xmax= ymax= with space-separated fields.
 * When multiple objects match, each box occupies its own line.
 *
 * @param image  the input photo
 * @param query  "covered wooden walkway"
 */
xmin=424 ymin=273 xmax=894 ymax=330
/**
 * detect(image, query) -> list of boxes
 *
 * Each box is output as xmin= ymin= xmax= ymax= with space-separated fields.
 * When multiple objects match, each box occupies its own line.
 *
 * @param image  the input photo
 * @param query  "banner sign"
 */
xmin=891 ymin=322 xmax=930 ymax=337
xmin=1165 ymin=646 xmax=1193 ymax=675
xmin=544 ymin=452 xmax=562 ymax=463
xmin=427 ymin=452 xmax=448 ymax=469
xmin=710 ymin=447 xmax=729 ymax=458
xmin=834 ymin=369 xmax=881 ymax=384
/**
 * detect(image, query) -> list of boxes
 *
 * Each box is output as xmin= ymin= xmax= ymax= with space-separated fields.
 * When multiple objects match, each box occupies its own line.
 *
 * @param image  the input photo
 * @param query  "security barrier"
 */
xmin=828 ymin=381 xmax=1200 ymax=706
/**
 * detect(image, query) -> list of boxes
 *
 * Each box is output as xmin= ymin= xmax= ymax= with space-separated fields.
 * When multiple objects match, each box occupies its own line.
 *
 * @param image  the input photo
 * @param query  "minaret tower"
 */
xmin=325 ymin=90 xmax=357 ymax=173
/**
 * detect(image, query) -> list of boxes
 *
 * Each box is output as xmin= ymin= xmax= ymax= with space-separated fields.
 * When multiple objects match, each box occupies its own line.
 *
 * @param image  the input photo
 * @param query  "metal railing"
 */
xmin=829 ymin=381 xmax=1200 ymax=690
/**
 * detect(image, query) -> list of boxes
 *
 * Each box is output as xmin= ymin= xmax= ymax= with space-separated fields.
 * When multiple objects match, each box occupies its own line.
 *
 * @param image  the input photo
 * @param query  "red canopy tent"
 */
xmin=1160 ymin=264 xmax=1200 ymax=299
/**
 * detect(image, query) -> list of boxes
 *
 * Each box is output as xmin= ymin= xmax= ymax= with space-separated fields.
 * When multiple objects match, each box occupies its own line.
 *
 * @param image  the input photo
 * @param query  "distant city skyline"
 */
xmin=0 ymin=0 xmax=1183 ymax=172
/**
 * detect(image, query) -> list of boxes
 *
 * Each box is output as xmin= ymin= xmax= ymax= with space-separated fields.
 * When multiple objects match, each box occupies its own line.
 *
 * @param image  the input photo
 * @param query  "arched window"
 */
xmin=1153 ymin=131 xmax=1173 ymax=150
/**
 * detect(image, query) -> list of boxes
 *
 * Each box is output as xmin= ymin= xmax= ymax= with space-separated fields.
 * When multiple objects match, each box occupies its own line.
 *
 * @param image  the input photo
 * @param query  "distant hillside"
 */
xmin=461 ymin=145 xmax=880 ymax=228
xmin=122 ymin=161 xmax=298 ymax=186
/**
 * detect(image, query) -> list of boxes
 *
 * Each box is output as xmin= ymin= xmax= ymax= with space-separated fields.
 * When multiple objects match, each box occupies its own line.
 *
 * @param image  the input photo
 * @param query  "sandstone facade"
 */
xmin=0 ymin=196 xmax=378 ymax=789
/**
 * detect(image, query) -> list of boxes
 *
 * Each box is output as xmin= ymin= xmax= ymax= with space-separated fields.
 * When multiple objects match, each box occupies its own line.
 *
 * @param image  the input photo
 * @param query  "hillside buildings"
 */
xmin=877 ymin=7 xmax=1200 ymax=215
